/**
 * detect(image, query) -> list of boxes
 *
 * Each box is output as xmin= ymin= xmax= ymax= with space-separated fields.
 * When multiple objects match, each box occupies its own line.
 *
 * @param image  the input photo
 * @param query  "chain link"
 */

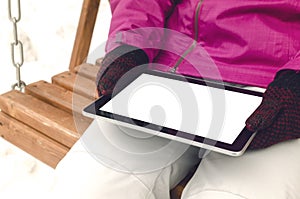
xmin=8 ymin=0 xmax=26 ymax=91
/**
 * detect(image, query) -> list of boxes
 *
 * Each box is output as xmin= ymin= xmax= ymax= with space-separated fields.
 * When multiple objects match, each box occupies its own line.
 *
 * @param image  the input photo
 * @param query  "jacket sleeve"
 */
xmin=279 ymin=51 xmax=300 ymax=72
xmin=106 ymin=0 xmax=176 ymax=62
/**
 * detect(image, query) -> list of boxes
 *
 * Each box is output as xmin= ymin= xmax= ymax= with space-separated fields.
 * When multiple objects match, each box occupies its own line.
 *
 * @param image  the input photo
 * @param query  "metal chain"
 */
xmin=8 ymin=0 xmax=26 ymax=91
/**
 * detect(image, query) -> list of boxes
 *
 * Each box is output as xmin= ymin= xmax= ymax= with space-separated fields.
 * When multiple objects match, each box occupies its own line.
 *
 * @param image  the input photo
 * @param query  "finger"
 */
xmin=246 ymin=102 xmax=281 ymax=131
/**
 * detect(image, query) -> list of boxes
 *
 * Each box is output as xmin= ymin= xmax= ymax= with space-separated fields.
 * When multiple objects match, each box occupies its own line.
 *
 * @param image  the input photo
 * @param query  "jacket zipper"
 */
xmin=169 ymin=0 xmax=204 ymax=73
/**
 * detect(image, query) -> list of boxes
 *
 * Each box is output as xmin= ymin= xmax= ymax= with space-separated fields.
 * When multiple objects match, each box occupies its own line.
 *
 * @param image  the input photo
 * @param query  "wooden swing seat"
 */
xmin=0 ymin=0 xmax=101 ymax=167
xmin=0 ymin=0 xmax=190 ymax=197
xmin=0 ymin=63 xmax=98 ymax=167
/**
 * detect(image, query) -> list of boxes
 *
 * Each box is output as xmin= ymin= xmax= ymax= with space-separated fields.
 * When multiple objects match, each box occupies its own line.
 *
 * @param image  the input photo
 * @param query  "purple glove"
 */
xmin=246 ymin=69 xmax=300 ymax=150
xmin=96 ymin=45 xmax=148 ymax=96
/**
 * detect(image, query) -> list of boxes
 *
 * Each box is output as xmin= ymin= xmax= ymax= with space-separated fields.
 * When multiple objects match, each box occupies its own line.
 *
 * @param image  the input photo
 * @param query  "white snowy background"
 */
xmin=0 ymin=0 xmax=111 ymax=198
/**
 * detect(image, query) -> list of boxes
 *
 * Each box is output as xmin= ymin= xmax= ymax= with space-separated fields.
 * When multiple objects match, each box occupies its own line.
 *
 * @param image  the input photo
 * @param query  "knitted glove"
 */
xmin=246 ymin=69 xmax=300 ymax=150
xmin=96 ymin=45 xmax=149 ymax=96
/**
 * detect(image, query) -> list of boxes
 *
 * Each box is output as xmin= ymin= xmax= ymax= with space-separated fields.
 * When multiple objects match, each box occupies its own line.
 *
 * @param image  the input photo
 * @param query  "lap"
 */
xmin=182 ymin=139 xmax=300 ymax=199
xmin=50 ymin=119 xmax=200 ymax=199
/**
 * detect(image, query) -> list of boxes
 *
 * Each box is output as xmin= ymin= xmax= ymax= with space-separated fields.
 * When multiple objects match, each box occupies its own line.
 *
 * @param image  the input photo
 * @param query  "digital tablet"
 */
xmin=83 ymin=70 xmax=263 ymax=156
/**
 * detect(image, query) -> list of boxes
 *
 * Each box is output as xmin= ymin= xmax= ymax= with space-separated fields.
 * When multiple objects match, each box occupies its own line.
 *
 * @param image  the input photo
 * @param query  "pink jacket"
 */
xmin=106 ymin=0 xmax=300 ymax=88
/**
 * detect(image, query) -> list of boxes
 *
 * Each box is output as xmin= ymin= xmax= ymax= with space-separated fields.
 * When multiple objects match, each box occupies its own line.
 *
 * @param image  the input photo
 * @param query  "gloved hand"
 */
xmin=96 ymin=45 xmax=149 ymax=96
xmin=246 ymin=69 xmax=300 ymax=150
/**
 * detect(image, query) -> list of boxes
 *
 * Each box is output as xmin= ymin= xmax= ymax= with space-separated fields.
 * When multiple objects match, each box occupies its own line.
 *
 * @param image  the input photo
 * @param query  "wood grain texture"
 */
xmin=0 ymin=90 xmax=81 ymax=148
xmin=52 ymin=71 xmax=97 ymax=99
xmin=74 ymin=63 xmax=100 ymax=81
xmin=69 ymin=0 xmax=101 ymax=71
xmin=25 ymin=80 xmax=94 ymax=115
xmin=0 ymin=112 xmax=68 ymax=168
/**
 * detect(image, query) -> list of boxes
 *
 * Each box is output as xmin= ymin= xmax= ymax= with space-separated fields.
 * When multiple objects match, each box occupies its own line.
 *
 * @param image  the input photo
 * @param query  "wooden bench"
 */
xmin=0 ymin=0 xmax=191 ymax=197
xmin=0 ymin=63 xmax=98 ymax=168
xmin=0 ymin=0 xmax=100 ymax=168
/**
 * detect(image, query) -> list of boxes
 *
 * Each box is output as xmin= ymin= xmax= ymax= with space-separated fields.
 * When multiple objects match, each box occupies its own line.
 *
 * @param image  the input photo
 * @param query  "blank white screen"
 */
xmin=100 ymin=74 xmax=262 ymax=144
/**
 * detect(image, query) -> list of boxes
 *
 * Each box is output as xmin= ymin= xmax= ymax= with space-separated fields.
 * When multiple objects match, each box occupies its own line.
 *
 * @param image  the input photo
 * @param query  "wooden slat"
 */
xmin=74 ymin=63 xmax=100 ymax=81
xmin=95 ymin=57 xmax=103 ymax=67
xmin=0 ymin=90 xmax=82 ymax=148
xmin=52 ymin=71 xmax=97 ymax=99
xmin=69 ymin=0 xmax=101 ymax=71
xmin=25 ymin=80 xmax=94 ymax=115
xmin=0 ymin=112 xmax=68 ymax=168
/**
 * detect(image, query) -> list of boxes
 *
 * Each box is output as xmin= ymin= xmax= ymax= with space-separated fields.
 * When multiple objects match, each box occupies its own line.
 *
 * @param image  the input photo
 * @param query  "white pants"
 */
xmin=181 ymin=138 xmax=300 ymax=199
xmin=50 ymin=119 xmax=300 ymax=199
xmin=50 ymin=119 xmax=200 ymax=199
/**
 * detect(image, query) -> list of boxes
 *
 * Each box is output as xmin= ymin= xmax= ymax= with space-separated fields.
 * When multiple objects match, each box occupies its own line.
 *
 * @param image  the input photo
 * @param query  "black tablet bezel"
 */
xmin=83 ymin=70 xmax=263 ymax=153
